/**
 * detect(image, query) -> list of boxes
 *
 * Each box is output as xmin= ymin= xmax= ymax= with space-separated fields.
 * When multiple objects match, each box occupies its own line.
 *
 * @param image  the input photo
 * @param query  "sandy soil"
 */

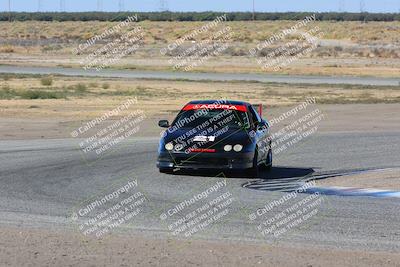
xmin=1 ymin=20 xmax=400 ymax=77
xmin=0 ymin=226 xmax=399 ymax=267
xmin=2 ymin=55 xmax=400 ymax=78
xmin=1 ymin=103 xmax=399 ymax=140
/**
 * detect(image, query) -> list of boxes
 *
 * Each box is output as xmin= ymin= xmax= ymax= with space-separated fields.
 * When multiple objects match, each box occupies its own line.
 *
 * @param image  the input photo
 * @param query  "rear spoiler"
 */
xmin=253 ymin=104 xmax=263 ymax=117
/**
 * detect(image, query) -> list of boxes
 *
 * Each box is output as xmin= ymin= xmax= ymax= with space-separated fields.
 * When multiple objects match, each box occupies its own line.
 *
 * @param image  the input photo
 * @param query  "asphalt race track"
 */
xmin=1 ymin=65 xmax=399 ymax=86
xmin=1 ymin=131 xmax=400 ymax=252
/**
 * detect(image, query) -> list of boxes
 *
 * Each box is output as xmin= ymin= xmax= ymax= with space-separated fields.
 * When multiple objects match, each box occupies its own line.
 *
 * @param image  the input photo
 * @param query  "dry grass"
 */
xmin=1 ymin=21 xmax=400 ymax=77
xmin=1 ymin=74 xmax=399 ymax=120
xmin=1 ymin=20 xmax=399 ymax=44
xmin=0 ymin=45 xmax=15 ymax=53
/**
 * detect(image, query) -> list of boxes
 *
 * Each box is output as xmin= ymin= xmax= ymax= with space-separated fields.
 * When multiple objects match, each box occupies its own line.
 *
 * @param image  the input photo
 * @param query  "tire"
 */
xmin=247 ymin=150 xmax=259 ymax=178
xmin=265 ymin=149 xmax=272 ymax=171
xmin=159 ymin=168 xmax=174 ymax=174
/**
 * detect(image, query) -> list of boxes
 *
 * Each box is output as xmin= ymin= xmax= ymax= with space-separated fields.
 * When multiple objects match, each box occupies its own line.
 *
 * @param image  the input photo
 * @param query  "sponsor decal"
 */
xmin=188 ymin=148 xmax=216 ymax=153
xmin=183 ymin=104 xmax=247 ymax=112
xmin=193 ymin=136 xmax=216 ymax=142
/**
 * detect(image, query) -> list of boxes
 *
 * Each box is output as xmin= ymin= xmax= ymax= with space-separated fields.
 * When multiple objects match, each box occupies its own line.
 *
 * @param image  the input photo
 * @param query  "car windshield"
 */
xmin=172 ymin=108 xmax=250 ymax=129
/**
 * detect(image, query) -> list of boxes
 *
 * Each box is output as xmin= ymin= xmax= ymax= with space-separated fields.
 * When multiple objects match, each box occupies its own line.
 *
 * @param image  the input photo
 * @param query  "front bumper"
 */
xmin=157 ymin=151 xmax=254 ymax=170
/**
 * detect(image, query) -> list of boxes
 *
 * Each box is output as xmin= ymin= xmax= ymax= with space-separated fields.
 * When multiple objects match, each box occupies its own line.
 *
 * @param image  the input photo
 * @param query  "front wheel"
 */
xmin=265 ymin=149 xmax=272 ymax=171
xmin=247 ymin=150 xmax=259 ymax=178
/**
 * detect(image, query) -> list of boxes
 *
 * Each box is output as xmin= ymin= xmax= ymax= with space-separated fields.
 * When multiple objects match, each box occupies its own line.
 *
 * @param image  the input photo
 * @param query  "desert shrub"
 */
xmin=2 ymin=74 xmax=11 ymax=81
xmin=0 ymin=45 xmax=15 ymax=53
xmin=19 ymin=90 xmax=64 ymax=99
xmin=0 ymin=85 xmax=16 ymax=99
xmin=136 ymin=86 xmax=148 ymax=95
xmin=41 ymin=44 xmax=63 ymax=52
xmin=74 ymin=83 xmax=88 ymax=93
xmin=89 ymin=82 xmax=99 ymax=88
xmin=40 ymin=76 xmax=53 ymax=86
xmin=2 ymin=12 xmax=399 ymax=22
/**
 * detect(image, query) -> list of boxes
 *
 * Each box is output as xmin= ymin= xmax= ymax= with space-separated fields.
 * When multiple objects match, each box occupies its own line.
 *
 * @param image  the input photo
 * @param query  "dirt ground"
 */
xmin=1 ymin=20 xmax=400 ymax=77
xmin=1 ymin=74 xmax=399 ymax=140
xmin=0 ymin=226 xmax=398 ymax=267
xmin=2 ymin=55 xmax=400 ymax=78
xmin=1 ymin=103 xmax=399 ymax=140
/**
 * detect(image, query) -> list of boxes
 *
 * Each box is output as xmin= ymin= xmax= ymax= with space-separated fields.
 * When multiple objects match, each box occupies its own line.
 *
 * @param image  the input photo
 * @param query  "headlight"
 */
xmin=233 ymin=144 xmax=243 ymax=152
xmin=224 ymin=145 xmax=232 ymax=152
xmin=165 ymin=143 xmax=174 ymax=151
xmin=174 ymin=144 xmax=183 ymax=151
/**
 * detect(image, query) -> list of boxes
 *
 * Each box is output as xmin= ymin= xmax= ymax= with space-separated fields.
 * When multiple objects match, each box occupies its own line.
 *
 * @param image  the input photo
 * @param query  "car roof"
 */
xmin=187 ymin=100 xmax=251 ymax=106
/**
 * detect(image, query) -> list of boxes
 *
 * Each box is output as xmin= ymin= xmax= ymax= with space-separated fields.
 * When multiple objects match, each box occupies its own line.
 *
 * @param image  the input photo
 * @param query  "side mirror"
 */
xmin=158 ymin=120 xmax=170 ymax=128
xmin=257 ymin=121 xmax=267 ymax=131
xmin=253 ymin=120 xmax=259 ymax=130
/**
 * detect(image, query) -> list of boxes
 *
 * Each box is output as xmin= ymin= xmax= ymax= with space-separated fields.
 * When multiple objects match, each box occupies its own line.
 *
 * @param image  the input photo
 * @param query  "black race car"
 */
xmin=157 ymin=100 xmax=272 ymax=176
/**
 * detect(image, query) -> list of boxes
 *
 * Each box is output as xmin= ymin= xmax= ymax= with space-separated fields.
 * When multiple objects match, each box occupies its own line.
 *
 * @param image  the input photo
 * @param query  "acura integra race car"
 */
xmin=157 ymin=100 xmax=272 ymax=176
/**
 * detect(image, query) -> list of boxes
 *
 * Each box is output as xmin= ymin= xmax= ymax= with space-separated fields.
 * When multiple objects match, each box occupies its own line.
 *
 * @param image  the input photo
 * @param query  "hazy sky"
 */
xmin=1 ymin=0 xmax=400 ymax=13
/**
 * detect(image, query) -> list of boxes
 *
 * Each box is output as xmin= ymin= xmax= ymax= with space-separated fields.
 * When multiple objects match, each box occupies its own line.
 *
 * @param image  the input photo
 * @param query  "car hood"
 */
xmin=163 ymin=127 xmax=252 ymax=145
